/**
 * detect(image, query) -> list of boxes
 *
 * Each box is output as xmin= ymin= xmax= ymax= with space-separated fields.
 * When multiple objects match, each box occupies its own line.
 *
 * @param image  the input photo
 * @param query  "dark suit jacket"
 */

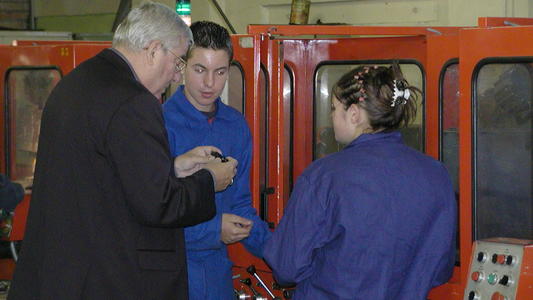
xmin=8 ymin=49 xmax=216 ymax=300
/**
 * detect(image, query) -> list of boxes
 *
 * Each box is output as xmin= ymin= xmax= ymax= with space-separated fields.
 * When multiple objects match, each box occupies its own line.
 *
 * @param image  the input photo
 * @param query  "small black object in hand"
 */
xmin=211 ymin=151 xmax=228 ymax=162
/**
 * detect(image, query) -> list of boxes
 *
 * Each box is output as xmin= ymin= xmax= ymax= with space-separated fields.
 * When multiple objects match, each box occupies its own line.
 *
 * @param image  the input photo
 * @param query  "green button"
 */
xmin=487 ymin=273 xmax=498 ymax=285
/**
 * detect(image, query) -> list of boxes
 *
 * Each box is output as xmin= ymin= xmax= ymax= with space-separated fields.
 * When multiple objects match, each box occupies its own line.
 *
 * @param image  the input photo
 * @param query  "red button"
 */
xmin=491 ymin=292 xmax=506 ymax=300
xmin=471 ymin=271 xmax=481 ymax=282
xmin=497 ymin=254 xmax=506 ymax=264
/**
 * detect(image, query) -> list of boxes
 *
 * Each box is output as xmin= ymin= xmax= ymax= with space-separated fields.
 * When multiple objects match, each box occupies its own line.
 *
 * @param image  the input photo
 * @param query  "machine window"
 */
xmin=6 ymin=68 xmax=61 ymax=188
xmin=314 ymin=63 xmax=424 ymax=159
xmin=441 ymin=63 xmax=460 ymax=194
xmin=259 ymin=66 xmax=269 ymax=221
xmin=440 ymin=62 xmax=460 ymax=264
xmin=221 ymin=63 xmax=244 ymax=113
xmin=474 ymin=62 xmax=533 ymax=240
xmin=283 ymin=66 xmax=294 ymax=197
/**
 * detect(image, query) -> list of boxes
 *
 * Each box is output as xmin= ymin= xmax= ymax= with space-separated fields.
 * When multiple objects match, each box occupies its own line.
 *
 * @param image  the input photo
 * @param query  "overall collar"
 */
xmin=170 ymin=85 xmax=239 ymax=123
xmin=345 ymin=131 xmax=403 ymax=150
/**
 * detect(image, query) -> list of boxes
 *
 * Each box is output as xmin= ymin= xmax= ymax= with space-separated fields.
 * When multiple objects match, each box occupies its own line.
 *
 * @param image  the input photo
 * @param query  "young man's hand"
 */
xmin=221 ymin=213 xmax=253 ymax=244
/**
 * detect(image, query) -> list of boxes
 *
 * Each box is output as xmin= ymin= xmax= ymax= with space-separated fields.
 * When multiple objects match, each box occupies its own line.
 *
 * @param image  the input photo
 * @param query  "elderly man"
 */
xmin=8 ymin=2 xmax=237 ymax=300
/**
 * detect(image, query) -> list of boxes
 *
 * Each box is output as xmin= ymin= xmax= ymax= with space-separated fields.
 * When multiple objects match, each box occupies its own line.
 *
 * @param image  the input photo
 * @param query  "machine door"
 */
xmin=273 ymin=28 xmax=465 ymax=300
xmin=226 ymin=34 xmax=282 ymax=297
xmin=426 ymin=34 xmax=463 ymax=299
xmin=458 ymin=25 xmax=533 ymax=299
xmin=0 ymin=44 xmax=107 ymax=279
xmin=1 ymin=43 xmax=108 ymax=241
xmin=283 ymin=34 xmax=428 ymax=196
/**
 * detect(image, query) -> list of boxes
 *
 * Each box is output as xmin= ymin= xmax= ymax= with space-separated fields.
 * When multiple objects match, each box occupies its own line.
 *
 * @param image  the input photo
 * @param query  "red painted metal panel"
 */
xmin=0 ymin=43 xmax=108 ymax=280
xmin=478 ymin=17 xmax=533 ymax=27
xmin=457 ymin=25 xmax=533 ymax=299
xmin=425 ymin=34 xmax=463 ymax=299
xmin=248 ymin=24 xmax=464 ymax=37
xmin=283 ymin=35 xmax=428 ymax=181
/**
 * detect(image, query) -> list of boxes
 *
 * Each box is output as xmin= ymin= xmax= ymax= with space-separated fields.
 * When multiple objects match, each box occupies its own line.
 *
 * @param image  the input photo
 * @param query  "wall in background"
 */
xmin=1 ymin=0 xmax=532 ymax=35
xmin=0 ymin=0 xmax=30 ymax=30
xmin=31 ymin=0 xmax=173 ymax=33
xmin=192 ymin=0 xmax=533 ymax=33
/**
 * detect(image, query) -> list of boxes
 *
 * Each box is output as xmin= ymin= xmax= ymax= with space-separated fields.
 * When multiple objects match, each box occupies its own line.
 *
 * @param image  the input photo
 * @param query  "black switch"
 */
xmin=477 ymin=252 xmax=486 ymax=262
xmin=499 ymin=275 xmax=510 ymax=286
xmin=492 ymin=253 xmax=498 ymax=264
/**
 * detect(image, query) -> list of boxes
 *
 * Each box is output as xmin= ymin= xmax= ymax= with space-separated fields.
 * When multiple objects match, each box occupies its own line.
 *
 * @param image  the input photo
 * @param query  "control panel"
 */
xmin=464 ymin=238 xmax=533 ymax=300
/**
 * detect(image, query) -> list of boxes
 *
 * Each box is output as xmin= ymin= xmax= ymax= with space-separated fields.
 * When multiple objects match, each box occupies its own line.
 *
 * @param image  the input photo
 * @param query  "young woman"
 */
xmin=264 ymin=64 xmax=457 ymax=300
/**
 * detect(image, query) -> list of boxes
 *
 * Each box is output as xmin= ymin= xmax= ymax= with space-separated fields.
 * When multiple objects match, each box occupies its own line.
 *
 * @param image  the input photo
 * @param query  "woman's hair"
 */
xmin=112 ymin=1 xmax=192 ymax=52
xmin=332 ymin=63 xmax=420 ymax=131
xmin=189 ymin=21 xmax=233 ymax=62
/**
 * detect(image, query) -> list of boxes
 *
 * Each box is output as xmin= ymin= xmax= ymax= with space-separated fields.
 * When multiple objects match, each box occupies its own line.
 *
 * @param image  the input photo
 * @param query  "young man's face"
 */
xmin=183 ymin=47 xmax=230 ymax=112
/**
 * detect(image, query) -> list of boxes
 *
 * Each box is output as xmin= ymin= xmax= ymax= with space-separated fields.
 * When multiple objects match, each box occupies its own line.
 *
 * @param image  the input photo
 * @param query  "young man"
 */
xmin=8 ymin=4 xmax=236 ymax=300
xmin=163 ymin=21 xmax=272 ymax=300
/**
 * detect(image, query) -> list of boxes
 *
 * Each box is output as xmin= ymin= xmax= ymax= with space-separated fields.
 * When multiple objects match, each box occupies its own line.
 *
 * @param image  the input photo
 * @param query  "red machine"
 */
xmin=1 ymin=18 xmax=532 ymax=299
xmin=0 ymin=41 xmax=109 ymax=279
xmin=231 ymin=19 xmax=533 ymax=299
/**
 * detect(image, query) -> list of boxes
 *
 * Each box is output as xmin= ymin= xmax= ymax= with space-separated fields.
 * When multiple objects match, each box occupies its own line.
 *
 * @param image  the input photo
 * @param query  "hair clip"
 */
xmin=391 ymin=80 xmax=411 ymax=107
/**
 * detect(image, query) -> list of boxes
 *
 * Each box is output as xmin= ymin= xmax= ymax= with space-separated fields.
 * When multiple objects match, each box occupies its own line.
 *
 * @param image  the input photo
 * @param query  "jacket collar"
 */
xmin=345 ymin=131 xmax=403 ymax=150
xmin=99 ymin=48 xmax=137 ymax=81
xmin=168 ymin=85 xmax=239 ymax=123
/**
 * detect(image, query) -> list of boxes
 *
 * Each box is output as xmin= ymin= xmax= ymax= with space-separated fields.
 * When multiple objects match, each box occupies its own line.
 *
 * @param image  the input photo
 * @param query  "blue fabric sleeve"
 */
xmin=184 ymin=213 xmax=224 ymax=250
xmin=231 ymin=126 xmax=272 ymax=258
xmin=263 ymin=175 xmax=328 ymax=285
xmin=430 ymin=166 xmax=458 ymax=287
xmin=0 ymin=174 xmax=24 ymax=211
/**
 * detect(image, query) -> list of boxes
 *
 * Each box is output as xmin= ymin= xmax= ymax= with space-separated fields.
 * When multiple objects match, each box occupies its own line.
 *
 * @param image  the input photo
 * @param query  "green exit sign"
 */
xmin=176 ymin=1 xmax=190 ymax=16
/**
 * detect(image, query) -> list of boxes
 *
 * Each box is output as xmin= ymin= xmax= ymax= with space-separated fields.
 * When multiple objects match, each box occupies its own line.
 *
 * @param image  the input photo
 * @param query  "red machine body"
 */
xmin=1 ymin=18 xmax=532 ymax=299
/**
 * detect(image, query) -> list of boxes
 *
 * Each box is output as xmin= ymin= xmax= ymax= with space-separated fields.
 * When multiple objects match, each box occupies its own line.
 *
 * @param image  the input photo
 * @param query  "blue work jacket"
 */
xmin=264 ymin=132 xmax=456 ymax=300
xmin=163 ymin=86 xmax=271 ymax=300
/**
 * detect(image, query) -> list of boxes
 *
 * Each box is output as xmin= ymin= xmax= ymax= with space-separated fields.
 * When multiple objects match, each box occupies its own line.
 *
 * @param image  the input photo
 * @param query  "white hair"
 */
xmin=112 ymin=1 xmax=192 ymax=51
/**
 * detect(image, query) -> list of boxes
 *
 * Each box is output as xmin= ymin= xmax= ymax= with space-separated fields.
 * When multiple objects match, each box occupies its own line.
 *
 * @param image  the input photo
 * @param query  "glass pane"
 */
xmin=440 ymin=63 xmax=460 ymax=264
xmin=441 ymin=63 xmax=460 ymax=196
xmin=221 ymin=63 xmax=244 ymax=113
xmin=7 ymin=69 xmax=61 ymax=188
xmin=283 ymin=67 xmax=294 ymax=196
xmin=259 ymin=67 xmax=267 ymax=199
xmin=475 ymin=62 xmax=533 ymax=240
xmin=314 ymin=63 xmax=424 ymax=159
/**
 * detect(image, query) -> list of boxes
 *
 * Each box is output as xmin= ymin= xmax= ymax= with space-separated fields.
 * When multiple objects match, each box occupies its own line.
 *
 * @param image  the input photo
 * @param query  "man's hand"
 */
xmin=221 ymin=213 xmax=253 ymax=244
xmin=174 ymin=146 xmax=221 ymax=178
xmin=203 ymin=157 xmax=237 ymax=192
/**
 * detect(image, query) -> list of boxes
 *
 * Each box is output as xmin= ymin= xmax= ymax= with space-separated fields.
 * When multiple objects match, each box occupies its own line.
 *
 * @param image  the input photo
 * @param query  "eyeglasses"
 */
xmin=167 ymin=49 xmax=187 ymax=72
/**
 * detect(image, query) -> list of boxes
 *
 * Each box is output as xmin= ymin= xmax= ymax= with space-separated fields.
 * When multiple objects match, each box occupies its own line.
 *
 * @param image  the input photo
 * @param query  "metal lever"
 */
xmin=246 ymin=265 xmax=277 ymax=299
xmin=272 ymin=282 xmax=294 ymax=299
xmin=240 ymin=278 xmax=261 ymax=297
